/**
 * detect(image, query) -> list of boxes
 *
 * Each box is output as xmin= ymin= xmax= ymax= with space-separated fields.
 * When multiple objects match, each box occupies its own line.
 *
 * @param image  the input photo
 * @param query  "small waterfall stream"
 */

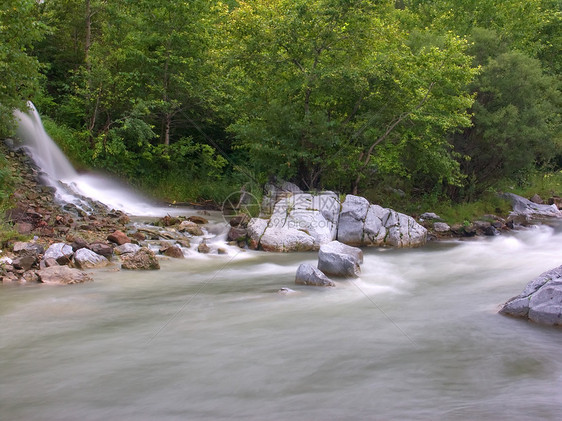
xmin=13 ymin=103 xmax=191 ymax=217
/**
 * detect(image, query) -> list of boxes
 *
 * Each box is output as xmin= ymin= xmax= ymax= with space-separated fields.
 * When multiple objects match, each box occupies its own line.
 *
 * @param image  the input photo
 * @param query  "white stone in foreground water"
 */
xmin=500 ymin=264 xmax=562 ymax=326
xmin=317 ymin=240 xmax=363 ymax=278
xmin=295 ymin=263 xmax=335 ymax=287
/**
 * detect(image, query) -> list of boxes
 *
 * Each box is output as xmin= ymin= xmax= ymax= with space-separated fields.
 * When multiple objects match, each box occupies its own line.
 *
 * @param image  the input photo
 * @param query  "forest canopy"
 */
xmin=1 ymin=0 xmax=560 ymax=205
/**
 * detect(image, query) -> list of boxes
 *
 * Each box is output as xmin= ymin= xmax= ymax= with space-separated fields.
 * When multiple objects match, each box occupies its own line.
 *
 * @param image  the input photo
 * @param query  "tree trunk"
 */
xmin=85 ymin=0 xmax=91 ymax=69
xmin=164 ymin=113 xmax=171 ymax=147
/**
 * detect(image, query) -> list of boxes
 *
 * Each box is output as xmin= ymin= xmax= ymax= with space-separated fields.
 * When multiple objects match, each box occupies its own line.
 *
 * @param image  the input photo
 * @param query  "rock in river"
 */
xmin=295 ymin=263 xmax=335 ymax=287
xmin=74 ymin=248 xmax=109 ymax=269
xmin=317 ymin=240 xmax=363 ymax=278
xmin=121 ymin=248 xmax=160 ymax=270
xmin=499 ymin=265 xmax=562 ymax=326
xmin=38 ymin=266 xmax=93 ymax=285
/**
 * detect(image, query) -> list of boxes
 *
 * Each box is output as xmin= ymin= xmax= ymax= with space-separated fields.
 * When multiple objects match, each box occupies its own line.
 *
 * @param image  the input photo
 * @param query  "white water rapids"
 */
xmin=2 ymin=105 xmax=562 ymax=420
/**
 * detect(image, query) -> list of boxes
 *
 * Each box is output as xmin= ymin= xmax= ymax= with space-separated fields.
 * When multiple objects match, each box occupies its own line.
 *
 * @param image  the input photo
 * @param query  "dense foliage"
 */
xmin=1 ymin=0 xmax=560 ymax=205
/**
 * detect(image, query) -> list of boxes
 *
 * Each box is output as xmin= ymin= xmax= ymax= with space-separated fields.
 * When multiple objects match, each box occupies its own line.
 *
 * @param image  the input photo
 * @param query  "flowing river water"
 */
xmin=2 ymin=222 xmax=562 ymax=420
xmin=2 ymin=104 xmax=562 ymax=420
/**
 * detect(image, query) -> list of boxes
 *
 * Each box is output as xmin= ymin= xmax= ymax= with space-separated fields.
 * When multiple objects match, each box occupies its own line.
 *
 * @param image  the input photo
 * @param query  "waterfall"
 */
xmin=13 ymin=103 xmax=189 ymax=217
xmin=14 ymin=103 xmax=77 ymax=181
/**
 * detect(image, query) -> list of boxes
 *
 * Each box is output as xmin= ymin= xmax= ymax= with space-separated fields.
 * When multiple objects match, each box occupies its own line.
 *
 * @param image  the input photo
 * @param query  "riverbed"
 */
xmin=1 ymin=222 xmax=561 ymax=420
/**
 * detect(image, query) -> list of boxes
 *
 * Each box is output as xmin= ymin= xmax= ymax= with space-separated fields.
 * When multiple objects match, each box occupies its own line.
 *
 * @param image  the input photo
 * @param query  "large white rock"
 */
xmin=247 ymin=192 xmax=340 ymax=252
xmin=259 ymin=227 xmax=315 ymax=252
xmin=337 ymin=196 xmax=427 ymax=247
xmin=363 ymin=204 xmax=388 ymax=245
xmin=383 ymin=210 xmax=427 ymax=248
xmin=247 ymin=192 xmax=425 ymax=251
xmin=336 ymin=195 xmax=370 ymax=245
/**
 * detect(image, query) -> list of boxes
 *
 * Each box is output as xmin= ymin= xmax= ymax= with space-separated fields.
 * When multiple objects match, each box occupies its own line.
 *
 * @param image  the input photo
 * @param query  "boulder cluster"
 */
xmin=295 ymin=241 xmax=363 ymax=287
xmin=0 ymin=216 xmax=222 ymax=284
xmin=231 ymin=190 xmax=428 ymax=252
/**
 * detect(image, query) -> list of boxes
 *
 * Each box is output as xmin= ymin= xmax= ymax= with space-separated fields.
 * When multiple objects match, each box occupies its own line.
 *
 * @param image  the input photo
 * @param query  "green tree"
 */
xmin=0 ymin=0 xmax=45 ymax=137
xmin=453 ymin=50 xmax=561 ymax=196
xmin=225 ymin=0 xmax=475 ymax=192
xmin=404 ymin=0 xmax=562 ymax=74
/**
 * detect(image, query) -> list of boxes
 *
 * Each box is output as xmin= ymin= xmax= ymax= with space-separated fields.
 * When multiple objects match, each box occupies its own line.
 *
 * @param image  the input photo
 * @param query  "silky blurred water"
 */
xmin=1 ymin=223 xmax=562 ymax=420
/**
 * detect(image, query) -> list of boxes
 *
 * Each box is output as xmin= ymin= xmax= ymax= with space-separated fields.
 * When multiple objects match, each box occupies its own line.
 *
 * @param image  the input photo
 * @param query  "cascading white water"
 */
xmin=13 ymin=103 xmax=194 ymax=217
xmin=14 ymin=103 xmax=77 ymax=181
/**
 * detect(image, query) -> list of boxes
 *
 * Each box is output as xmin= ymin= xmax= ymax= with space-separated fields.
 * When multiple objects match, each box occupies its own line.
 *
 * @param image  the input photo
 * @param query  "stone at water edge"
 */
xmin=178 ymin=221 xmax=204 ymax=236
xmin=227 ymin=227 xmax=247 ymax=242
xmin=38 ymin=265 xmax=93 ymax=285
xmin=433 ymin=222 xmax=451 ymax=233
xmin=501 ymin=192 xmax=562 ymax=219
xmin=88 ymin=242 xmax=113 ymax=259
xmin=114 ymin=243 xmax=141 ymax=255
xmin=121 ymin=248 xmax=160 ymax=270
xmin=317 ymin=240 xmax=363 ymax=278
xmin=187 ymin=215 xmax=208 ymax=225
xmin=295 ymin=263 xmax=335 ymax=287
xmin=12 ymin=255 xmax=37 ymax=271
xmin=162 ymin=245 xmax=185 ymax=259
xmin=73 ymin=248 xmax=109 ymax=269
xmin=107 ymin=230 xmax=131 ymax=246
xmin=13 ymin=241 xmax=44 ymax=256
xmin=44 ymin=242 xmax=74 ymax=265
xmin=499 ymin=265 xmax=562 ymax=326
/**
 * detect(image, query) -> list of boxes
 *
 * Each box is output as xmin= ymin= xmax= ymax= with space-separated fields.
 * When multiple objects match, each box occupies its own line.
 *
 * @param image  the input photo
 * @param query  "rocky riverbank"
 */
xmin=0 ymin=142 xmax=217 ymax=284
xmin=2 ymin=140 xmax=561 ymax=285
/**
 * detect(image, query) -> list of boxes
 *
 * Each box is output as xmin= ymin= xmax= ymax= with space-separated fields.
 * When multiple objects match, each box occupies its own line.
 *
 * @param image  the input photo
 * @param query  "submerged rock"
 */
xmin=295 ymin=263 xmax=335 ymax=287
xmin=499 ymin=265 xmax=562 ymax=326
xmin=197 ymin=241 xmax=210 ymax=254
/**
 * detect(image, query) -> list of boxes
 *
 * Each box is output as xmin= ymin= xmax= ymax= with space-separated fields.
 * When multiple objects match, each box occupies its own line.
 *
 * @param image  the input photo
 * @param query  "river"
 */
xmin=1 ymin=221 xmax=561 ymax=420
